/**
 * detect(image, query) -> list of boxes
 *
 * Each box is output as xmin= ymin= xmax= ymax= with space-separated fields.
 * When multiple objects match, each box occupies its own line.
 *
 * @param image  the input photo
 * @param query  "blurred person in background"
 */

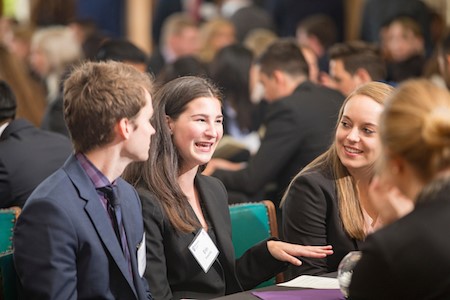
xmin=156 ymin=55 xmax=209 ymax=85
xmin=197 ymin=17 xmax=235 ymax=63
xmin=220 ymin=0 xmax=274 ymax=43
xmin=325 ymin=41 xmax=387 ymax=97
xmin=209 ymin=43 xmax=265 ymax=159
xmin=148 ymin=13 xmax=200 ymax=77
xmin=296 ymin=14 xmax=337 ymax=73
xmin=381 ymin=15 xmax=426 ymax=83
xmin=95 ymin=38 xmax=149 ymax=73
xmin=0 ymin=80 xmax=71 ymax=208
xmin=349 ymin=79 xmax=450 ymax=300
xmin=0 ymin=45 xmax=46 ymax=126
xmin=32 ymin=26 xmax=83 ymax=137
xmin=29 ymin=25 xmax=82 ymax=104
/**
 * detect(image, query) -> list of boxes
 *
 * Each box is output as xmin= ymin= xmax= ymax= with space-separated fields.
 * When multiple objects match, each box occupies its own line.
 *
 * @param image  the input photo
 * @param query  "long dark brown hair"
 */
xmin=123 ymin=76 xmax=222 ymax=232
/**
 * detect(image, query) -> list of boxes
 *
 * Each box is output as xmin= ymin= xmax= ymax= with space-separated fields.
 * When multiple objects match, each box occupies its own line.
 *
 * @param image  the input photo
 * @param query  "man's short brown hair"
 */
xmin=328 ymin=41 xmax=386 ymax=81
xmin=64 ymin=60 xmax=153 ymax=153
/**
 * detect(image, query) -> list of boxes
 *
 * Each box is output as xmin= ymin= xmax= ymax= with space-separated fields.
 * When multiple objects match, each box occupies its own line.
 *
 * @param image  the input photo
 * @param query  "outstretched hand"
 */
xmin=267 ymin=241 xmax=333 ymax=266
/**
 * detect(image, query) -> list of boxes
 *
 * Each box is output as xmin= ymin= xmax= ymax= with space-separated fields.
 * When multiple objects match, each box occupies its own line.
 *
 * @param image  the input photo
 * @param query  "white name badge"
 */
xmin=137 ymin=233 xmax=146 ymax=277
xmin=188 ymin=229 xmax=219 ymax=273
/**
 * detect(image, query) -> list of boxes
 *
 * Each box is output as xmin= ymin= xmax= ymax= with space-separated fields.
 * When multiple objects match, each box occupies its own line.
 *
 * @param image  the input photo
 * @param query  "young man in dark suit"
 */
xmin=0 ymin=80 xmax=72 ymax=208
xmin=14 ymin=61 xmax=155 ymax=299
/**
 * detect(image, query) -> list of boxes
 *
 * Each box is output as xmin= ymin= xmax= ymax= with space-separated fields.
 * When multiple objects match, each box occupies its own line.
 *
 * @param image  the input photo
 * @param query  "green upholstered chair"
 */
xmin=0 ymin=208 xmax=20 ymax=253
xmin=0 ymin=251 xmax=18 ymax=300
xmin=229 ymin=200 xmax=283 ymax=288
xmin=0 ymin=208 xmax=20 ymax=300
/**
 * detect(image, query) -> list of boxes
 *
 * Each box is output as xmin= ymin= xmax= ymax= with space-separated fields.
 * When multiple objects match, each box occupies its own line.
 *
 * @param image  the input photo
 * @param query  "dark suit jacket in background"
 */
xmin=14 ymin=155 xmax=151 ymax=299
xmin=282 ymin=166 xmax=362 ymax=279
xmin=349 ymin=180 xmax=450 ymax=300
xmin=41 ymin=96 xmax=70 ymax=138
xmin=212 ymin=81 xmax=344 ymax=204
xmin=147 ymin=49 xmax=166 ymax=77
xmin=138 ymin=174 xmax=286 ymax=300
xmin=266 ymin=0 xmax=344 ymax=41
xmin=0 ymin=119 xmax=72 ymax=208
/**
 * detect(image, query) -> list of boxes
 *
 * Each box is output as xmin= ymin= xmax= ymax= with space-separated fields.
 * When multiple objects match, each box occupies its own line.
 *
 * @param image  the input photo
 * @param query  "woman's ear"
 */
xmin=165 ymin=115 xmax=173 ymax=134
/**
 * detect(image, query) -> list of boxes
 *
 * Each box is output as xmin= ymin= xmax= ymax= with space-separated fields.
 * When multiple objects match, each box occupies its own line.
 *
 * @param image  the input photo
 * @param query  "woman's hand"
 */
xmin=267 ymin=241 xmax=333 ymax=266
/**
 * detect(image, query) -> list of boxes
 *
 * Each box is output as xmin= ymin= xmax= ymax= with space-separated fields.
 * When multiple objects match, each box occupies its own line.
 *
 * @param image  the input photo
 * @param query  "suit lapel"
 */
xmin=195 ymin=176 xmax=235 ymax=269
xmin=116 ymin=185 xmax=142 ymax=297
xmin=64 ymin=157 xmax=137 ymax=296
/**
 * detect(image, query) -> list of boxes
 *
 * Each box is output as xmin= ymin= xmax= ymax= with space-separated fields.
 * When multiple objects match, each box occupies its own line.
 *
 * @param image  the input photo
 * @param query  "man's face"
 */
xmin=259 ymin=72 xmax=279 ymax=102
xmin=329 ymin=59 xmax=358 ymax=96
xmin=172 ymin=27 xmax=200 ymax=58
xmin=125 ymin=90 xmax=155 ymax=162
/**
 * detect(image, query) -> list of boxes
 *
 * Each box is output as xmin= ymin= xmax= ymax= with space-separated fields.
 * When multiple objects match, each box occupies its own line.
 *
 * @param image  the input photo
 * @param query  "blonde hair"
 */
xmin=282 ymin=81 xmax=395 ymax=240
xmin=198 ymin=17 xmax=235 ymax=63
xmin=32 ymin=26 xmax=82 ymax=74
xmin=160 ymin=13 xmax=197 ymax=46
xmin=381 ymin=79 xmax=450 ymax=182
xmin=32 ymin=26 xmax=82 ymax=101
xmin=243 ymin=28 xmax=277 ymax=57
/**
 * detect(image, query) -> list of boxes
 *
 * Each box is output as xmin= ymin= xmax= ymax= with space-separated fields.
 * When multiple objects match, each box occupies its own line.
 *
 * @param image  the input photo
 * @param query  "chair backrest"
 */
xmin=0 ymin=208 xmax=20 ymax=253
xmin=228 ymin=200 xmax=282 ymax=287
xmin=0 ymin=251 xmax=18 ymax=300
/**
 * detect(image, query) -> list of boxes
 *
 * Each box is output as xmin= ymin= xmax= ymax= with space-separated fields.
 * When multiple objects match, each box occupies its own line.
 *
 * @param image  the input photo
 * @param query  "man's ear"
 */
xmin=272 ymin=70 xmax=284 ymax=82
xmin=354 ymin=68 xmax=372 ymax=84
xmin=117 ymin=118 xmax=132 ymax=139
xmin=272 ymin=70 xmax=285 ymax=85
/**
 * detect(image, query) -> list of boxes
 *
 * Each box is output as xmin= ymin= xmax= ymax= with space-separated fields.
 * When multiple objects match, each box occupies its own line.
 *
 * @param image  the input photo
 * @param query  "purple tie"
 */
xmin=97 ymin=186 xmax=133 ymax=275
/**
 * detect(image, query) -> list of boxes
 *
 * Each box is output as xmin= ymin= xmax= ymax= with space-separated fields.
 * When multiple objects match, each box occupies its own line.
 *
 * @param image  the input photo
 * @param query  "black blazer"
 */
xmin=282 ymin=166 xmax=362 ymax=279
xmin=349 ymin=179 xmax=450 ymax=300
xmin=138 ymin=174 xmax=286 ymax=300
xmin=0 ymin=119 xmax=72 ymax=208
xmin=147 ymin=49 xmax=166 ymax=77
xmin=41 ymin=95 xmax=70 ymax=138
xmin=213 ymin=81 xmax=344 ymax=203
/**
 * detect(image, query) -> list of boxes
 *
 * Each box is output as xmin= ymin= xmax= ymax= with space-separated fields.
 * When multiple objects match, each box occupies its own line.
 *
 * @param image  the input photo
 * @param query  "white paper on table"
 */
xmin=277 ymin=275 xmax=340 ymax=289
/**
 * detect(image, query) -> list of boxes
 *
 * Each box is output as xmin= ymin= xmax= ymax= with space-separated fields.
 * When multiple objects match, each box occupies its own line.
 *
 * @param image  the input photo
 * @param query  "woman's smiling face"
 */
xmin=336 ymin=94 xmax=384 ymax=175
xmin=168 ymin=96 xmax=223 ymax=171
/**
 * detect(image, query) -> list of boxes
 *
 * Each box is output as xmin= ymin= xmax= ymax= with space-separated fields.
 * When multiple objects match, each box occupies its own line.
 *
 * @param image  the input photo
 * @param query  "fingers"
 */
xmin=297 ymin=245 xmax=333 ymax=258
xmin=281 ymin=252 xmax=302 ymax=266
xmin=267 ymin=241 xmax=333 ymax=266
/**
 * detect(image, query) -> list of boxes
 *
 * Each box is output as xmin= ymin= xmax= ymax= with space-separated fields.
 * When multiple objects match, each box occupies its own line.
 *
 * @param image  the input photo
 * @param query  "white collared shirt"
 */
xmin=0 ymin=122 xmax=9 ymax=137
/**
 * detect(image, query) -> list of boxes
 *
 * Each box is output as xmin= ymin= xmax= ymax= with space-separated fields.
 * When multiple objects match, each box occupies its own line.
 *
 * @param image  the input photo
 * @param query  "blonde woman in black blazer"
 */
xmin=123 ymin=76 xmax=332 ymax=300
xmin=281 ymin=82 xmax=395 ymax=279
